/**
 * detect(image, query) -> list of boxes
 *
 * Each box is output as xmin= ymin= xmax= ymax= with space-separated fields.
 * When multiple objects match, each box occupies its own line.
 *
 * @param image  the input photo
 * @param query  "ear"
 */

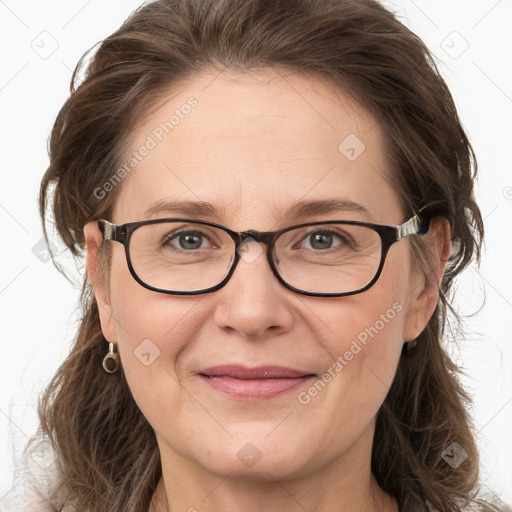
xmin=403 ymin=217 xmax=451 ymax=341
xmin=83 ymin=221 xmax=117 ymax=343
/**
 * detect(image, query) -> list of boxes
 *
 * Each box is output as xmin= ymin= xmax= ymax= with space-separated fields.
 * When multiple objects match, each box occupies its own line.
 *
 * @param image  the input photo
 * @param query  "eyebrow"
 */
xmin=142 ymin=198 xmax=370 ymax=223
xmin=282 ymin=198 xmax=370 ymax=222
xmin=143 ymin=200 xmax=223 ymax=219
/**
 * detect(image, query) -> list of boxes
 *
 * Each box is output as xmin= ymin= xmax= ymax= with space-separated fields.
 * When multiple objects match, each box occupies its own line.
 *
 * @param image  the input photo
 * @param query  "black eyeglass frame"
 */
xmin=98 ymin=214 xmax=430 ymax=298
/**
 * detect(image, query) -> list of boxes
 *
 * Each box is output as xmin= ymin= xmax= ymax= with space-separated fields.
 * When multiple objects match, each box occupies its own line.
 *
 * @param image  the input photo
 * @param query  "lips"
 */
xmin=199 ymin=365 xmax=315 ymax=400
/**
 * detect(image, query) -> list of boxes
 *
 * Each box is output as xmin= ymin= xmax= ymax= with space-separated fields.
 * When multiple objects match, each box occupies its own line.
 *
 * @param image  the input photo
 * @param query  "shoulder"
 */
xmin=1 ymin=437 xmax=76 ymax=512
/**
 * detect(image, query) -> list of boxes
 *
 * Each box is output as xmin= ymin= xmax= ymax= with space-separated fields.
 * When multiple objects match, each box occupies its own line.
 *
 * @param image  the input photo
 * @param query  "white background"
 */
xmin=1 ymin=0 xmax=511 ymax=507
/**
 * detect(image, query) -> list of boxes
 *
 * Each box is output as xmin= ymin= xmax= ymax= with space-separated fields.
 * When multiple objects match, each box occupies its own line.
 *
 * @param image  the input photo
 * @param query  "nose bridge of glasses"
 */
xmin=231 ymin=230 xmax=275 ymax=267
xmin=237 ymin=229 xmax=275 ymax=247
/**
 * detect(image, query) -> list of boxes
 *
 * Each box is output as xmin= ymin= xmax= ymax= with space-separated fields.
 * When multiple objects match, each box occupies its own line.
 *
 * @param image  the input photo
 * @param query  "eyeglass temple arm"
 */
xmin=98 ymin=220 xmax=124 ymax=243
xmin=396 ymin=214 xmax=430 ymax=240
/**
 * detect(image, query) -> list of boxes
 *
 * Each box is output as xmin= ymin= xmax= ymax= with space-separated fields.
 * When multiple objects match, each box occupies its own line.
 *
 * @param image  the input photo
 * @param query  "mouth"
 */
xmin=199 ymin=365 xmax=316 ymax=400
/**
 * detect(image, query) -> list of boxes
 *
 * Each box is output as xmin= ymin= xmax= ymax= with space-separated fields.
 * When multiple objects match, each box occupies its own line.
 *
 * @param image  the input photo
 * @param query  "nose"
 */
xmin=213 ymin=240 xmax=294 ymax=339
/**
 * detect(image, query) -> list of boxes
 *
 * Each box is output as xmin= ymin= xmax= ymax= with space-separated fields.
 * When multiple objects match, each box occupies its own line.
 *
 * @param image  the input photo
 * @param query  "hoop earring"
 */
xmin=102 ymin=342 xmax=120 ymax=373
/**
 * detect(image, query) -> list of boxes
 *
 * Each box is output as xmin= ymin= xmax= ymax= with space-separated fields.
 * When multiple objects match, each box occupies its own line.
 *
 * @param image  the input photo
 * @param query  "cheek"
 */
xmin=311 ymin=291 xmax=406 ymax=402
xmin=106 ymin=258 xmax=204 ymax=406
xmin=300 ymin=257 xmax=410 ymax=438
xmin=279 ymin=293 xmax=406 ymax=471
xmin=313 ymin=250 xmax=409 ymax=368
xmin=108 ymin=246 xmax=198 ymax=350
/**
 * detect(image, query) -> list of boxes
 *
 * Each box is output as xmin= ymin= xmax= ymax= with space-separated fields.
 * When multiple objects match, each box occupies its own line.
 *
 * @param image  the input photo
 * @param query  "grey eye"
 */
xmin=164 ymin=231 xmax=209 ymax=250
xmin=301 ymin=231 xmax=345 ymax=250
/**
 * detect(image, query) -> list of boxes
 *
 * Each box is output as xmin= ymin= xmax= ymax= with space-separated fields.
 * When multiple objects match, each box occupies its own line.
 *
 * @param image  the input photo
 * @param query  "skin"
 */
xmin=84 ymin=68 xmax=451 ymax=512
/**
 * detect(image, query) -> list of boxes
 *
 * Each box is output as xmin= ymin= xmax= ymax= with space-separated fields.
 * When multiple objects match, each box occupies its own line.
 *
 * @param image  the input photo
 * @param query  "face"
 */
xmin=85 ymin=68 xmax=440 ymax=483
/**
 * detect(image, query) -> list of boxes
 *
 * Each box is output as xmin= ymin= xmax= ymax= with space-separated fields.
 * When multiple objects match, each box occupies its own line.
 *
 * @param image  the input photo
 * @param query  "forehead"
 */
xmin=113 ymin=68 xmax=401 ymax=228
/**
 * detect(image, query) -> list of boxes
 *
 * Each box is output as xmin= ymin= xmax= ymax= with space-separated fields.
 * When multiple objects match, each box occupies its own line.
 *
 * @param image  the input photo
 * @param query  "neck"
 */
xmin=150 ymin=431 xmax=398 ymax=512
xmin=151 ymin=475 xmax=396 ymax=512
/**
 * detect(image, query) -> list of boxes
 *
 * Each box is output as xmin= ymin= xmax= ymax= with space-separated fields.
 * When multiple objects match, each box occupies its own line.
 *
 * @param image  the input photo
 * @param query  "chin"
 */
xmin=185 ymin=430 xmax=321 ymax=481
xmin=201 ymin=452 xmax=313 ymax=482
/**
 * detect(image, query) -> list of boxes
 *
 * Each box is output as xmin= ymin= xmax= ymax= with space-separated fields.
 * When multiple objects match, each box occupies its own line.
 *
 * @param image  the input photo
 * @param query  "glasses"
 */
xmin=98 ymin=214 xmax=430 ymax=297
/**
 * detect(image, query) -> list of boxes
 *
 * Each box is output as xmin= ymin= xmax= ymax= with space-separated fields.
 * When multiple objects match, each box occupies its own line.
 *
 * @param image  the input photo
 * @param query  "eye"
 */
xmin=299 ymin=230 xmax=348 ymax=251
xmin=163 ymin=230 xmax=212 ymax=250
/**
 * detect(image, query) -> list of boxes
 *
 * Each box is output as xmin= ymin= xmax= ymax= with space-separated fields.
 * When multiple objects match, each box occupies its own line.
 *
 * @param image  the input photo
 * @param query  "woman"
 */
xmin=22 ymin=0 xmax=506 ymax=510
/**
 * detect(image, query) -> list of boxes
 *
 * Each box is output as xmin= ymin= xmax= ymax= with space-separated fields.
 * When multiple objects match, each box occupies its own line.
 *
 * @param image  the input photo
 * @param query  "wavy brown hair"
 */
xmin=37 ymin=0 xmax=500 ymax=510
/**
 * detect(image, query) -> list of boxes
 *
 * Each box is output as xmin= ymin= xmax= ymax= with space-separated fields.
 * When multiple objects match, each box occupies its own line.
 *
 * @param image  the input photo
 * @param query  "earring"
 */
xmin=102 ymin=342 xmax=120 ymax=373
xmin=405 ymin=340 xmax=418 ymax=352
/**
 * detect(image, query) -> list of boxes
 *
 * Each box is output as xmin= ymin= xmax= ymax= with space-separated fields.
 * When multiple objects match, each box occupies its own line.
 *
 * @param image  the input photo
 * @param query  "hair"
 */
xmin=35 ymin=0 xmax=500 ymax=510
